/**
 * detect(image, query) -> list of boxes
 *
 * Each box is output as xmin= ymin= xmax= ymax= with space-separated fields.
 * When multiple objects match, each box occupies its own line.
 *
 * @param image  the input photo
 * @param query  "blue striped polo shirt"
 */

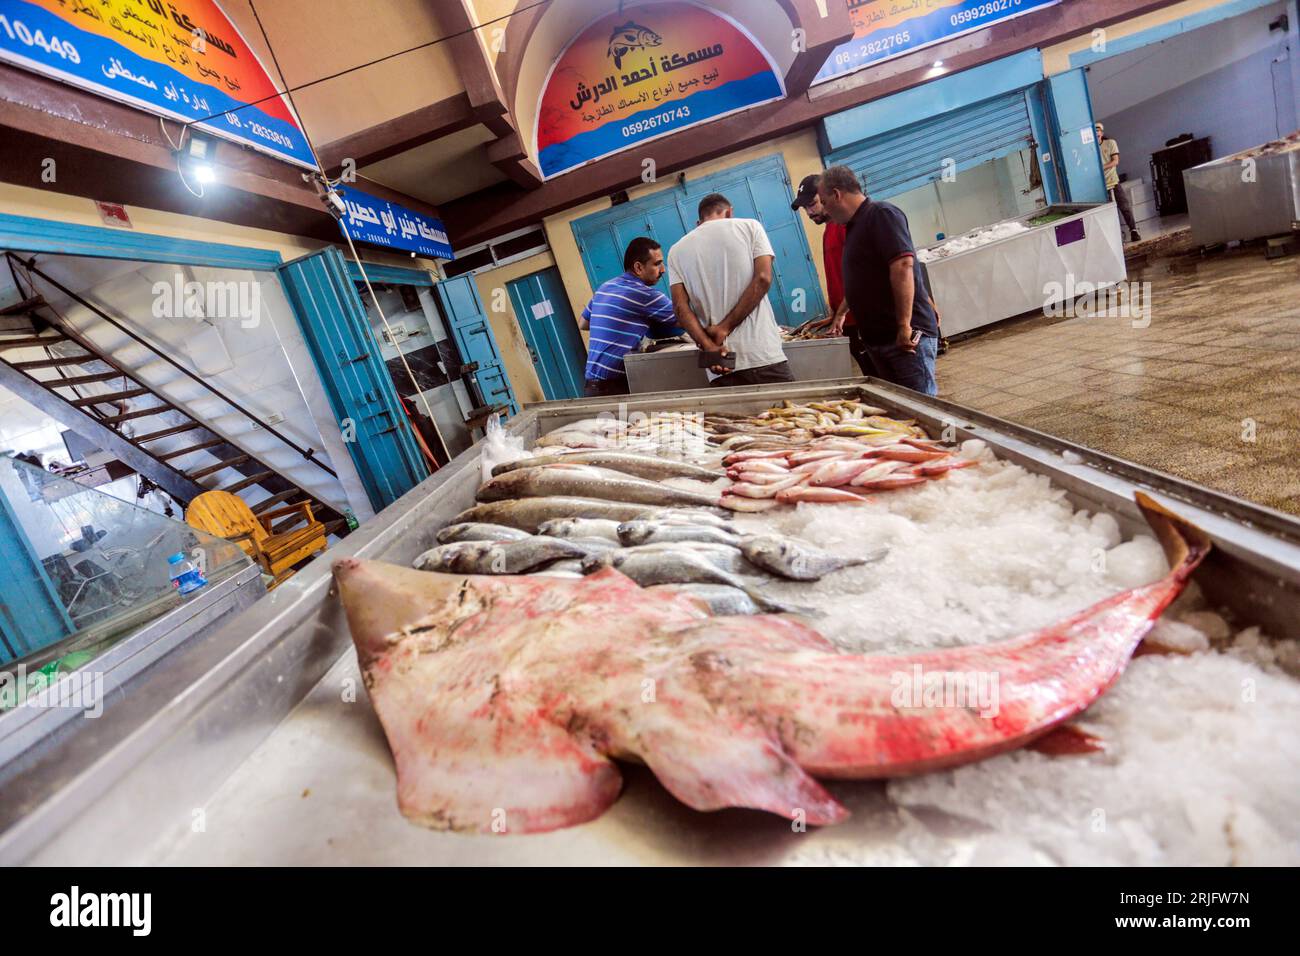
xmin=582 ymin=272 xmax=683 ymax=381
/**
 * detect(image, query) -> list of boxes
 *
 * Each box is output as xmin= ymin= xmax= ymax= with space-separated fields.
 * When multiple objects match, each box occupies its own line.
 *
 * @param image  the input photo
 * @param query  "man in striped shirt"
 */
xmin=580 ymin=237 xmax=683 ymax=397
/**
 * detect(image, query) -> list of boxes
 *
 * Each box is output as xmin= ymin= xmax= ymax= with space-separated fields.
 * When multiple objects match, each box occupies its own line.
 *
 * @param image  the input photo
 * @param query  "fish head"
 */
xmin=607 ymin=21 xmax=661 ymax=54
xmin=333 ymin=558 xmax=480 ymax=665
xmin=618 ymin=521 xmax=653 ymax=545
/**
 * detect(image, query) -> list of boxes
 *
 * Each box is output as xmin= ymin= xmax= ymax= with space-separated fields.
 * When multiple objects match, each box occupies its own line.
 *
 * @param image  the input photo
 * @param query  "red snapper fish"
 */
xmin=333 ymin=494 xmax=1208 ymax=834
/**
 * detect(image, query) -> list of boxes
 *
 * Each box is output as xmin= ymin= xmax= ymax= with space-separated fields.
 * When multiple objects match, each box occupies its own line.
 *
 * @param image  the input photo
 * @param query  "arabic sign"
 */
xmin=335 ymin=184 xmax=455 ymax=261
xmin=535 ymin=1 xmax=784 ymax=180
xmin=0 ymin=0 xmax=314 ymax=167
xmin=813 ymin=0 xmax=1060 ymax=84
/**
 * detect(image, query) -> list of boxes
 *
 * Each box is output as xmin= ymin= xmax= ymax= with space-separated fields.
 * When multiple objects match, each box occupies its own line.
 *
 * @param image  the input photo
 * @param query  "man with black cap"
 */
xmin=791 ymin=173 xmax=869 ymax=376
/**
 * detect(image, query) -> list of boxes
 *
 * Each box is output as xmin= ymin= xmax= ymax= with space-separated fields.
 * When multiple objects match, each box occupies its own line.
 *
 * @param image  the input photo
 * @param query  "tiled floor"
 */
xmin=936 ymin=245 xmax=1300 ymax=516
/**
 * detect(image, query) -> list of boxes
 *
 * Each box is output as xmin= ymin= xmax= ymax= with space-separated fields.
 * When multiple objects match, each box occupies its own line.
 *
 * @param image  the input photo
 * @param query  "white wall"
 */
xmin=1087 ymin=2 xmax=1299 ymax=185
xmin=890 ymin=149 xmax=1046 ymax=246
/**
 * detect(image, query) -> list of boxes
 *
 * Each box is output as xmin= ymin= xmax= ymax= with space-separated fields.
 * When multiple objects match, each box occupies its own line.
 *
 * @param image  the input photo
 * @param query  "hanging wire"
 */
xmin=246 ymin=0 xmax=448 ymax=468
xmin=179 ymin=0 xmax=552 ymax=133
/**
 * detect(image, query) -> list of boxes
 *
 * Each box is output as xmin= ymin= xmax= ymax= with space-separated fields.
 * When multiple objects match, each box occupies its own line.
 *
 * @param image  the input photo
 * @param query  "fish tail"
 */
xmin=1134 ymin=492 xmax=1211 ymax=581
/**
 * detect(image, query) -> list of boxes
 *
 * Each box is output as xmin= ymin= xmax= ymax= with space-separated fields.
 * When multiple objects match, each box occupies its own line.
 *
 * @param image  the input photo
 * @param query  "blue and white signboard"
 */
xmin=336 ymin=185 xmax=455 ymax=261
xmin=814 ymin=0 xmax=1061 ymax=84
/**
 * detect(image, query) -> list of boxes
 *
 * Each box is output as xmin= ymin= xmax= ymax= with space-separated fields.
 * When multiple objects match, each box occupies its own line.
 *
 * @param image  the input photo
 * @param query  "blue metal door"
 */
xmin=506 ymin=268 xmax=586 ymax=401
xmin=433 ymin=276 xmax=520 ymax=416
xmin=1047 ymin=68 xmax=1108 ymax=203
xmin=278 ymin=247 xmax=428 ymax=511
xmin=572 ymin=154 xmax=825 ymax=326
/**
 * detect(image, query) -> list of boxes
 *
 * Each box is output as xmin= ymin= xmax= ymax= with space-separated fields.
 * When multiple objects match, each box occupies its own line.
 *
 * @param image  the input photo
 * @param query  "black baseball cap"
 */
xmin=791 ymin=174 xmax=821 ymax=210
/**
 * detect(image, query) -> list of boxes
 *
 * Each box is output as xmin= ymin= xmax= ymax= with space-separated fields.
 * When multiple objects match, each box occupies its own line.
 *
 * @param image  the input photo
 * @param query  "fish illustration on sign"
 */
xmin=607 ymin=21 xmax=662 ymax=69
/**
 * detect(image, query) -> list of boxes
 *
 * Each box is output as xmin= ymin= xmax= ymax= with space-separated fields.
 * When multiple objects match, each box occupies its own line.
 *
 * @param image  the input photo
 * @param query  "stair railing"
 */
xmin=5 ymin=252 xmax=338 ymax=480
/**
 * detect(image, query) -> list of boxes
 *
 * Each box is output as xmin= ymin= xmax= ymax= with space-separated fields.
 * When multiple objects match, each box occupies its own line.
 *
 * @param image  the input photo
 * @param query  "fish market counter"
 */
xmin=623 ymin=338 xmax=854 ymax=392
xmin=2 ymin=382 xmax=1299 ymax=865
xmin=922 ymin=203 xmax=1127 ymax=338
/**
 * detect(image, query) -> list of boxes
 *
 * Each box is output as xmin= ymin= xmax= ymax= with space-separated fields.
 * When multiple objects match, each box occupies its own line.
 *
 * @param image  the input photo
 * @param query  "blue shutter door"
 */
xmin=434 ymin=275 xmax=520 ymax=416
xmin=506 ymin=268 xmax=586 ymax=401
xmin=827 ymin=90 xmax=1035 ymax=201
xmin=277 ymin=247 xmax=428 ymax=511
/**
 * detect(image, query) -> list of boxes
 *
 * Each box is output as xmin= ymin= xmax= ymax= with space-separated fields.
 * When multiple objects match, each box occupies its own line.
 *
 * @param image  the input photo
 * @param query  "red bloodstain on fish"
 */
xmin=333 ymin=494 xmax=1208 ymax=834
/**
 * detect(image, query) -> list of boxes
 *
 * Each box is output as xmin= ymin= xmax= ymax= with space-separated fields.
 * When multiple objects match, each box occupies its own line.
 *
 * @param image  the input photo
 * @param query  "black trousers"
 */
xmin=1110 ymin=186 xmax=1138 ymax=237
xmin=709 ymin=360 xmax=795 ymax=388
xmin=583 ymin=375 xmax=630 ymax=397
xmin=846 ymin=327 xmax=877 ymax=378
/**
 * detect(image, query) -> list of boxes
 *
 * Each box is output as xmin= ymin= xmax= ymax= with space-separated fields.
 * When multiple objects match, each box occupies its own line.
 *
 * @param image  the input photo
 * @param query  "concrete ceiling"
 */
xmin=359 ymin=124 xmax=508 ymax=206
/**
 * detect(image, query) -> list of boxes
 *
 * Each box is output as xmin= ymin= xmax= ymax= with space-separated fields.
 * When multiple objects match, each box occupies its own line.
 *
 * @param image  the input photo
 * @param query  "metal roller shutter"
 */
xmin=826 ymin=90 xmax=1033 ymax=200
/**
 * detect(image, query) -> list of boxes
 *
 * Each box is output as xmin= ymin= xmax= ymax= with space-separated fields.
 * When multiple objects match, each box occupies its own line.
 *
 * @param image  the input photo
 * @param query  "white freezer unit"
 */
xmin=920 ymin=203 xmax=1127 ymax=338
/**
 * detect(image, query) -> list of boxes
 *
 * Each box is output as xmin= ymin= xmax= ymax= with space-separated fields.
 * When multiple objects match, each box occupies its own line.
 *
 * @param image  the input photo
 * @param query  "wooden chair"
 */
xmin=186 ymin=490 xmax=327 ymax=589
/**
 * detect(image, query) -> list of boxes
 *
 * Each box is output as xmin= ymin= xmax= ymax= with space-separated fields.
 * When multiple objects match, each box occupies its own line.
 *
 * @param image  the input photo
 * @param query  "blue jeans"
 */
xmin=863 ymin=334 xmax=938 ymax=396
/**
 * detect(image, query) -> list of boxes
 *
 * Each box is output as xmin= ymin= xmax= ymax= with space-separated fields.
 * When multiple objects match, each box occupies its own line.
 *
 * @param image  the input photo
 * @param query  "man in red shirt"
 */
xmin=791 ymin=173 xmax=870 ymax=376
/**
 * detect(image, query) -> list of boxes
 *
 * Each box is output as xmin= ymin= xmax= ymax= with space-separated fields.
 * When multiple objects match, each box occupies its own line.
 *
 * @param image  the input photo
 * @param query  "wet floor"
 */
xmin=936 ymin=245 xmax=1300 ymax=515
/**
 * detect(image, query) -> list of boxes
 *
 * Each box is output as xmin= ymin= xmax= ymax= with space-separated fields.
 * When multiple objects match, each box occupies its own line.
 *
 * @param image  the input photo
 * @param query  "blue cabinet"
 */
xmin=571 ymin=154 xmax=826 ymax=326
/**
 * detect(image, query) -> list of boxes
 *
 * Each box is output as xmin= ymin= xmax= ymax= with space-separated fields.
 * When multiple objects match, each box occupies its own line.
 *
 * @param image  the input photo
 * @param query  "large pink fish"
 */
xmin=334 ymin=494 xmax=1208 ymax=834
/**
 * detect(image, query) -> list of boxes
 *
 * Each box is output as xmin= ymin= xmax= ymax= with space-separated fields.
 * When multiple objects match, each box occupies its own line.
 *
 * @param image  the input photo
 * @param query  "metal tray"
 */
xmin=2 ymin=380 xmax=1297 ymax=865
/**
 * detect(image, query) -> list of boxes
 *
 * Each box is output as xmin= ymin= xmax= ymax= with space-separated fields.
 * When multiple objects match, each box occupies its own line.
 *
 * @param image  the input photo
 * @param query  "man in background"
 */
xmin=580 ymin=236 xmax=684 ymax=397
xmin=1097 ymin=121 xmax=1141 ymax=243
xmin=790 ymin=173 xmax=868 ymax=375
xmin=817 ymin=165 xmax=939 ymax=395
xmin=667 ymin=192 xmax=792 ymax=387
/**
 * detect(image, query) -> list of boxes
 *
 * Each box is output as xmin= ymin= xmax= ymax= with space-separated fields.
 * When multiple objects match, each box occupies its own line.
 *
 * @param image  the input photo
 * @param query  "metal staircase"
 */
xmin=0 ymin=254 xmax=347 ymax=535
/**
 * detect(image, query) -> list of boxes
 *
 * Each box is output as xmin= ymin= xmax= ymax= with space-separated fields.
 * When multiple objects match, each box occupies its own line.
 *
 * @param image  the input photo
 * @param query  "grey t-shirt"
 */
xmin=666 ymin=218 xmax=786 ymax=374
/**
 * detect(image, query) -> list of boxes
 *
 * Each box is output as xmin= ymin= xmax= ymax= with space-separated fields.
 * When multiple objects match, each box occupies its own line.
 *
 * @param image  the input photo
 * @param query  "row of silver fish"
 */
xmin=416 ymin=448 xmax=885 ymax=615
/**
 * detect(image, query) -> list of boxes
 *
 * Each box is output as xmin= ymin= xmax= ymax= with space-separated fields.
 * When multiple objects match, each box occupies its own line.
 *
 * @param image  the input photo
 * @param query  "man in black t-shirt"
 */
xmin=817 ymin=166 xmax=939 ymax=396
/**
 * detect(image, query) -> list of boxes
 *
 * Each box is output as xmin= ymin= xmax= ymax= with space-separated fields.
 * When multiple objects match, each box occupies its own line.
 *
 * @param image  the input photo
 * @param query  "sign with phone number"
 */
xmin=0 ymin=0 xmax=314 ymax=168
xmin=813 ymin=0 xmax=1060 ymax=84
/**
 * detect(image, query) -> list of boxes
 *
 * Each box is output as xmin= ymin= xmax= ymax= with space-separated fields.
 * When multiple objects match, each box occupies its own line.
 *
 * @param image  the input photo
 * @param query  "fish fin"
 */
xmin=334 ymin=559 xmax=472 ymax=664
xmin=1134 ymin=492 xmax=1211 ymax=579
xmin=848 ymin=547 xmax=890 ymax=567
xmin=1027 ymin=724 xmax=1107 ymax=756
xmin=636 ymin=727 xmax=848 ymax=826
xmin=386 ymin=697 xmax=623 ymax=834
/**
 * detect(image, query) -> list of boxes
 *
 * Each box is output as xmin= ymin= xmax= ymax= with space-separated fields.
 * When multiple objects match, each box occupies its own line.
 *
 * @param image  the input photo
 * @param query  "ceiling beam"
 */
xmin=780 ymin=0 xmax=855 ymax=97
xmin=316 ymin=92 xmax=478 ymax=174
xmin=440 ymin=0 xmax=515 ymax=138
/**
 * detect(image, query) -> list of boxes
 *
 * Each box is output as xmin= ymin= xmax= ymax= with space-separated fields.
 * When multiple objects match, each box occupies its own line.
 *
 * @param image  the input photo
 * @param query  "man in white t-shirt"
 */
xmin=666 ymin=192 xmax=793 ymax=387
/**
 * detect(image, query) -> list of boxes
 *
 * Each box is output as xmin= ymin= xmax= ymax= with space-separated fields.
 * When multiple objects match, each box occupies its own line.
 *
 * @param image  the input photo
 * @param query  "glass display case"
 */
xmin=0 ymin=455 xmax=253 ymax=706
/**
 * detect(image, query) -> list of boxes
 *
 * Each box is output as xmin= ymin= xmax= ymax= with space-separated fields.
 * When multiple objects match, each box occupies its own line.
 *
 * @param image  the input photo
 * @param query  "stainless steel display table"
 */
xmin=624 ymin=337 xmax=854 ymax=392
xmin=922 ymin=203 xmax=1127 ymax=337
xmin=2 ymin=382 xmax=1297 ymax=865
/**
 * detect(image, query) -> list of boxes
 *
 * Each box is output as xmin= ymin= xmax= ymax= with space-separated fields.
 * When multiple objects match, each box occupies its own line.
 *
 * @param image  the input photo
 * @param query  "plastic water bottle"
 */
xmin=168 ymin=552 xmax=208 ymax=596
